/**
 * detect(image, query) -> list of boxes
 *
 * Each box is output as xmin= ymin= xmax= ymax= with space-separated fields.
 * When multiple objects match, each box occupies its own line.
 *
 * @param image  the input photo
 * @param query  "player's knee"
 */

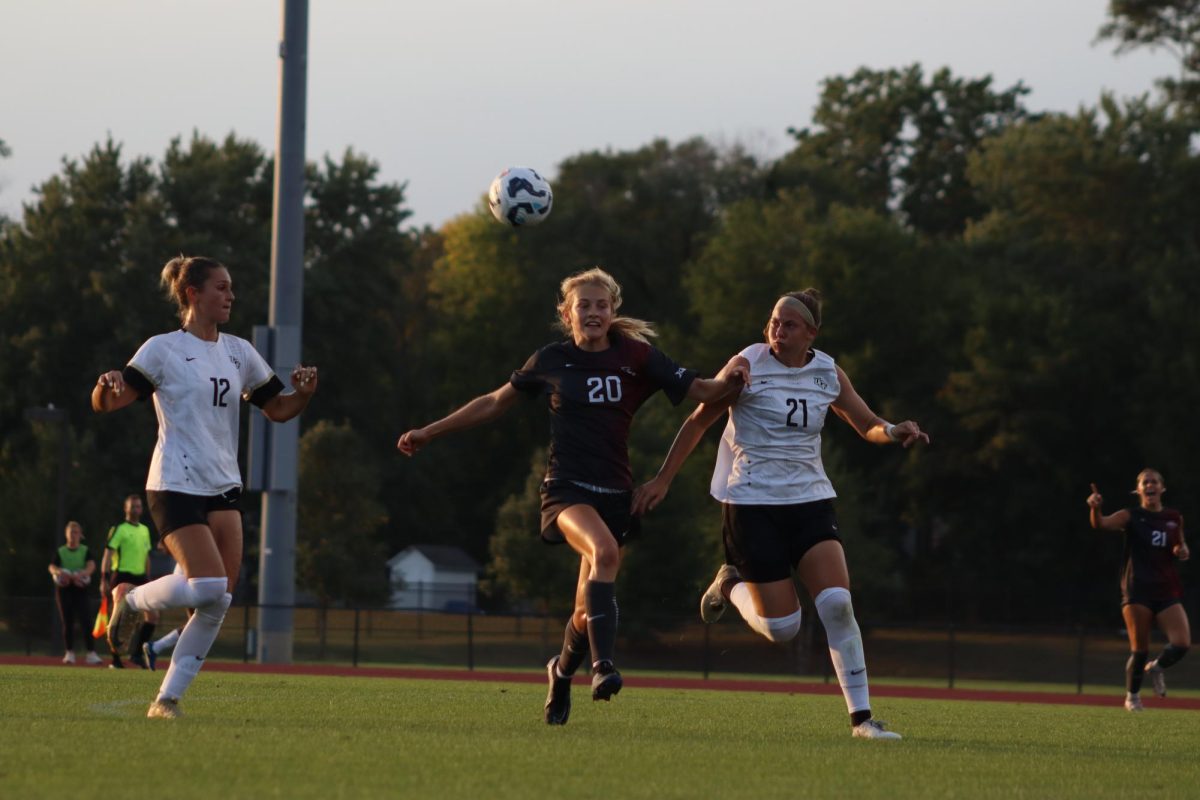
xmin=187 ymin=577 xmax=229 ymax=609
xmin=196 ymin=592 xmax=233 ymax=624
xmin=814 ymin=587 xmax=859 ymax=639
xmin=591 ymin=543 xmax=620 ymax=575
xmin=761 ymin=608 xmax=802 ymax=642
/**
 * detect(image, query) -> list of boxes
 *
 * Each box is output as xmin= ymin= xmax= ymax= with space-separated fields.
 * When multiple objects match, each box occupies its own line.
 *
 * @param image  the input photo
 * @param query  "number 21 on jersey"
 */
xmin=785 ymin=397 xmax=808 ymax=428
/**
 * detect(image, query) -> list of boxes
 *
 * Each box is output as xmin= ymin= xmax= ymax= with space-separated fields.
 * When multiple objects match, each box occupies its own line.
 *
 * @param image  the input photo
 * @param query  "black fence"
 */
xmin=7 ymin=594 xmax=1199 ymax=694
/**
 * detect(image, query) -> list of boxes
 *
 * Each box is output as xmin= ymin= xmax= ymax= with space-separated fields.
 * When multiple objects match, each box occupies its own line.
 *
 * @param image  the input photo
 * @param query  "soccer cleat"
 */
xmin=143 ymin=642 xmax=158 ymax=672
xmin=62 ymin=651 xmax=76 ymax=664
xmin=700 ymin=564 xmax=740 ymax=623
xmin=147 ymin=698 xmax=183 ymax=719
xmin=85 ymin=651 xmax=103 ymax=665
xmin=591 ymin=661 xmax=623 ymax=702
xmin=106 ymin=583 xmax=138 ymax=654
xmin=1124 ymin=693 xmax=1144 ymax=712
xmin=852 ymin=718 xmax=902 ymax=739
xmin=1145 ymin=661 xmax=1167 ymax=698
xmin=544 ymin=656 xmax=572 ymax=725
xmin=129 ymin=651 xmax=148 ymax=670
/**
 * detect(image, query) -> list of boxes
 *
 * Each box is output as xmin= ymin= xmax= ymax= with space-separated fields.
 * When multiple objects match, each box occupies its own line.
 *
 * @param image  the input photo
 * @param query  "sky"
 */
xmin=0 ymin=1 xmax=1180 ymax=231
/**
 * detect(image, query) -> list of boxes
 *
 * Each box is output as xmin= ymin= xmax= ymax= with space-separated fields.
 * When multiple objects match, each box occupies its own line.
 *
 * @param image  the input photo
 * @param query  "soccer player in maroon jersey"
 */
xmin=1088 ymin=469 xmax=1191 ymax=711
xmin=397 ymin=267 xmax=748 ymax=724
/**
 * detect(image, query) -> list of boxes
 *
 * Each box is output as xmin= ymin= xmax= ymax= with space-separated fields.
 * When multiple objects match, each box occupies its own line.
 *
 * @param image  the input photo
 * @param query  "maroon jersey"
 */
xmin=1120 ymin=506 xmax=1184 ymax=604
xmin=510 ymin=333 xmax=696 ymax=491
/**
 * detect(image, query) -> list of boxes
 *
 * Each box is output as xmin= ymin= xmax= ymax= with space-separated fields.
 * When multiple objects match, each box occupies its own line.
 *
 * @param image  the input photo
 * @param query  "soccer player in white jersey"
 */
xmin=92 ymin=255 xmax=318 ymax=719
xmin=634 ymin=289 xmax=928 ymax=740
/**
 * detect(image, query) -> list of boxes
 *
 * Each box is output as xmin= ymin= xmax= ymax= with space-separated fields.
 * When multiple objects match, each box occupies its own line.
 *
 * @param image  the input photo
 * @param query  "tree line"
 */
xmin=2 ymin=2 xmax=1197 ymax=631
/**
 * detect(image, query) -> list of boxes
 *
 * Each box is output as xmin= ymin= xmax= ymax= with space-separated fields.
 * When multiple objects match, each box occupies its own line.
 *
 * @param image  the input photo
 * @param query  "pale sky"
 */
xmin=0 ymin=1 xmax=1179 ymax=230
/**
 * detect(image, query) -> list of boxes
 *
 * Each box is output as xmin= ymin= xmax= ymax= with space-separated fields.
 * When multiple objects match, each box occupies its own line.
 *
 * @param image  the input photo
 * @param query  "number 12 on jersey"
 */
xmin=210 ymin=377 xmax=231 ymax=407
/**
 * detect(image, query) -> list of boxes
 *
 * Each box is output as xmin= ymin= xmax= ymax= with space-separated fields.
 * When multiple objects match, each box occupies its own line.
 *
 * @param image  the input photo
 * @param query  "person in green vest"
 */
xmin=100 ymin=494 xmax=156 ymax=668
xmin=48 ymin=521 xmax=102 ymax=665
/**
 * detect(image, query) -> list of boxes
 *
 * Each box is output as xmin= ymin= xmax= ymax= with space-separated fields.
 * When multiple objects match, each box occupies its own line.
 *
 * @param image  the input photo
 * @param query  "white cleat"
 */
xmin=62 ymin=651 xmax=76 ymax=664
xmin=147 ymin=698 xmax=183 ymax=719
xmin=85 ymin=651 xmax=103 ymax=665
xmin=852 ymin=718 xmax=902 ymax=739
xmin=700 ymin=564 xmax=740 ymax=623
xmin=1145 ymin=661 xmax=1167 ymax=698
xmin=1124 ymin=693 xmax=1144 ymax=712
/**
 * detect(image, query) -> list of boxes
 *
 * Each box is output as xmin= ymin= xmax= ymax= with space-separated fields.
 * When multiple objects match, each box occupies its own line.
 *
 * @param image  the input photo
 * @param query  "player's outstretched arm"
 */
xmin=397 ymin=383 xmax=520 ymax=457
xmin=92 ymin=370 xmax=138 ymax=414
xmin=829 ymin=365 xmax=929 ymax=447
xmin=686 ymin=355 xmax=750 ymax=404
xmin=634 ymin=397 xmax=730 ymax=516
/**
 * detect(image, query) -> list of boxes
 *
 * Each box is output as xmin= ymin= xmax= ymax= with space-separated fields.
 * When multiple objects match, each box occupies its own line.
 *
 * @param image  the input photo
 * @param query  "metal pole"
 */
xmin=257 ymin=0 xmax=308 ymax=664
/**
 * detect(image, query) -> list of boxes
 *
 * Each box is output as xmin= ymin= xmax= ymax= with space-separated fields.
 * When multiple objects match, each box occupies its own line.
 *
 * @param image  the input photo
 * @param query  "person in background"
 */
xmin=1088 ymin=470 xmax=1190 ymax=711
xmin=100 ymin=494 xmax=155 ymax=668
xmin=49 ymin=521 xmax=102 ymax=665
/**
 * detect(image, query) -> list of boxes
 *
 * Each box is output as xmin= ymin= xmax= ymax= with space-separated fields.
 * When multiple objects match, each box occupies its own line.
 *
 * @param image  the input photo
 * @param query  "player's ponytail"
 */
xmin=556 ymin=267 xmax=656 ymax=344
xmin=160 ymin=255 xmax=225 ymax=322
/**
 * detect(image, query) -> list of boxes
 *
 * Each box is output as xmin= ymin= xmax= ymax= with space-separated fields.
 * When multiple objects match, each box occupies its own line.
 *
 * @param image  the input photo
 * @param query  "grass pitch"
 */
xmin=4 ymin=665 xmax=1200 ymax=799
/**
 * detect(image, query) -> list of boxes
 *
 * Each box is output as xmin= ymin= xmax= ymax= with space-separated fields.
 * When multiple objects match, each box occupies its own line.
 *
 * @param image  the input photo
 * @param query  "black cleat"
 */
xmin=544 ymin=656 xmax=572 ymax=725
xmin=591 ymin=661 xmax=623 ymax=702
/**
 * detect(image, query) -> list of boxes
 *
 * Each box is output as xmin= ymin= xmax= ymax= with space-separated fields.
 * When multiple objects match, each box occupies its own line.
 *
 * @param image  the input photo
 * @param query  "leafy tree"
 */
xmin=773 ymin=65 xmax=1028 ymax=236
xmin=296 ymin=420 xmax=389 ymax=605
xmin=1098 ymin=0 xmax=1200 ymax=106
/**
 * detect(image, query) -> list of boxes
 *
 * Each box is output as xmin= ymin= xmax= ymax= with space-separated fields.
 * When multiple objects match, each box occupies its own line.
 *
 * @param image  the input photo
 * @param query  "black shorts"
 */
xmin=147 ymin=488 xmax=242 ymax=539
xmin=111 ymin=570 xmax=149 ymax=590
xmin=722 ymin=499 xmax=841 ymax=583
xmin=1123 ymin=595 xmax=1183 ymax=615
xmin=539 ymin=480 xmax=639 ymax=546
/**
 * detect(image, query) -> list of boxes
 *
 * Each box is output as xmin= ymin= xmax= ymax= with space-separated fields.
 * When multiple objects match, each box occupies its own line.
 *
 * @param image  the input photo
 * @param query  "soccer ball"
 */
xmin=488 ymin=167 xmax=553 ymax=227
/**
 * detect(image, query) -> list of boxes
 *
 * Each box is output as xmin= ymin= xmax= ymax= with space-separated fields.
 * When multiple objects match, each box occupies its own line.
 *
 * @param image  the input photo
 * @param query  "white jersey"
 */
xmin=127 ymin=330 xmax=276 ymax=495
xmin=710 ymin=344 xmax=841 ymax=505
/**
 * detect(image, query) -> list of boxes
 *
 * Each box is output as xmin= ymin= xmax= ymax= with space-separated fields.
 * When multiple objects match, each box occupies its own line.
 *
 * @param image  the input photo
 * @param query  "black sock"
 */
xmin=584 ymin=580 xmax=617 ymax=669
xmin=135 ymin=623 xmax=156 ymax=652
xmin=557 ymin=618 xmax=589 ymax=676
xmin=850 ymin=710 xmax=872 ymax=727
xmin=1154 ymin=644 xmax=1189 ymax=670
xmin=1127 ymin=651 xmax=1149 ymax=693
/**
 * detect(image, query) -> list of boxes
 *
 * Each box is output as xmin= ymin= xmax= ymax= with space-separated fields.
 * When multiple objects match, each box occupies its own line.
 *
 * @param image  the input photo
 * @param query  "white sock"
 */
xmin=157 ymin=592 xmax=232 ymax=702
xmin=152 ymin=627 xmax=182 ymax=654
xmin=729 ymin=583 xmax=802 ymax=642
xmin=815 ymin=587 xmax=870 ymax=714
xmin=129 ymin=576 xmax=226 ymax=613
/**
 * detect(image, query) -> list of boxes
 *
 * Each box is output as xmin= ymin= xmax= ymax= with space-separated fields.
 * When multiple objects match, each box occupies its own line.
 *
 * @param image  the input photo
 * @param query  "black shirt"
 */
xmin=1121 ymin=506 xmax=1184 ymax=601
xmin=510 ymin=333 xmax=696 ymax=490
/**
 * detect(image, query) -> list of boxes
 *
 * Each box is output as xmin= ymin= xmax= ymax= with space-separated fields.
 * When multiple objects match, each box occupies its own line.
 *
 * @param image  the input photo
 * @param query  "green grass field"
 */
xmin=4 ymin=665 xmax=1200 ymax=799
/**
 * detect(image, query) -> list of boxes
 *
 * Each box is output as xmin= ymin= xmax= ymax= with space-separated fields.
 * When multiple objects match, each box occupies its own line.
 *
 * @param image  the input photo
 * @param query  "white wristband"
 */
xmin=885 ymin=423 xmax=899 ymax=442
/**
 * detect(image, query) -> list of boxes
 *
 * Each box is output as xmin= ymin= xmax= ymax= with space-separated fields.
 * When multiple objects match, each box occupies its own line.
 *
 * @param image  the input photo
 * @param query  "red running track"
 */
xmin=5 ymin=654 xmax=1198 ymax=710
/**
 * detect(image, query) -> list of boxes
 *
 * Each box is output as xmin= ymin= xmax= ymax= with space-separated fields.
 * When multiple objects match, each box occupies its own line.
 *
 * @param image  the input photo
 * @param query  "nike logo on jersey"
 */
xmin=185 ymin=357 xmax=197 ymax=361
xmin=621 ymin=366 xmax=637 ymax=376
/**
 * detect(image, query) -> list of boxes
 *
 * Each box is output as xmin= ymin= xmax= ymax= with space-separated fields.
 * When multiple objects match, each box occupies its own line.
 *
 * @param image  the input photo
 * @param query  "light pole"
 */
xmin=24 ymin=403 xmax=70 ymax=653
xmin=24 ymin=404 xmax=69 ymax=552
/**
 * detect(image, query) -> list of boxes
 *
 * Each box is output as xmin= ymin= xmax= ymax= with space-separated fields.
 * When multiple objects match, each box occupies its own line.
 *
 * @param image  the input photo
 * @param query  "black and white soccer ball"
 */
xmin=488 ymin=167 xmax=553 ymax=227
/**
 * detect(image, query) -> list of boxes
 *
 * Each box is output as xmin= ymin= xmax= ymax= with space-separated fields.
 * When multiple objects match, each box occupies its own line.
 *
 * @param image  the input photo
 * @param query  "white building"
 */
xmin=387 ymin=545 xmax=481 ymax=612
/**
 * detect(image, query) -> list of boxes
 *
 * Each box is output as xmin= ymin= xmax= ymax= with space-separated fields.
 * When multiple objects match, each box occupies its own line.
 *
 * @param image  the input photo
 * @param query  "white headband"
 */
xmin=778 ymin=296 xmax=817 ymax=328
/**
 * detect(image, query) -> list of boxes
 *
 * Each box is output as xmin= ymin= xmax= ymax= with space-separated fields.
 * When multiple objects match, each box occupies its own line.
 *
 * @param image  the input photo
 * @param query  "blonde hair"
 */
xmin=555 ymin=267 xmax=656 ymax=344
xmin=763 ymin=288 xmax=822 ymax=340
xmin=160 ymin=255 xmax=226 ymax=322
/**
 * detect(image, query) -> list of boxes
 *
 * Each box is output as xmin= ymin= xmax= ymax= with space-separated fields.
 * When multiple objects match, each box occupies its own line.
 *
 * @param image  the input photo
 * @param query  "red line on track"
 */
xmin=6 ymin=654 xmax=1198 ymax=710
